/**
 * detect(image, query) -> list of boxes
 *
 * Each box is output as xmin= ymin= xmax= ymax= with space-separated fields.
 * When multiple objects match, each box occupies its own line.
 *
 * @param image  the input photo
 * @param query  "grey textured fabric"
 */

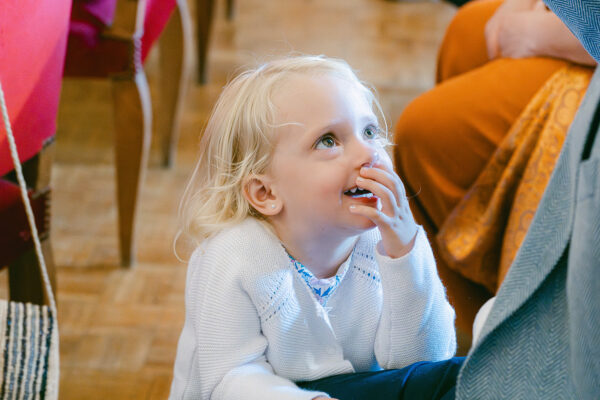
xmin=544 ymin=0 xmax=600 ymax=62
xmin=455 ymin=63 xmax=600 ymax=398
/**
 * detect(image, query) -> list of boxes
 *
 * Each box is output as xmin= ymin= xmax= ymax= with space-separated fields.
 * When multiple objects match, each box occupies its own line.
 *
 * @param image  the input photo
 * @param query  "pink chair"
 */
xmin=0 ymin=0 xmax=72 ymax=305
xmin=64 ymin=0 xmax=192 ymax=266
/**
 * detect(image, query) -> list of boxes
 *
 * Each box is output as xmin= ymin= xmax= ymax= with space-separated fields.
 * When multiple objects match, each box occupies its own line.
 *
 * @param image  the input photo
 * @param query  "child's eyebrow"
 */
xmin=304 ymin=119 xmax=345 ymax=138
xmin=308 ymin=114 xmax=379 ymax=136
xmin=320 ymin=120 xmax=344 ymax=131
xmin=359 ymin=114 xmax=379 ymax=126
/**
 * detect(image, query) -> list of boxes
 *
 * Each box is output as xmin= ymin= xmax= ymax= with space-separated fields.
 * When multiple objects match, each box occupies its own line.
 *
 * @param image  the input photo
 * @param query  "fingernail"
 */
xmin=349 ymin=205 xmax=356 ymax=210
xmin=356 ymin=176 xmax=364 ymax=182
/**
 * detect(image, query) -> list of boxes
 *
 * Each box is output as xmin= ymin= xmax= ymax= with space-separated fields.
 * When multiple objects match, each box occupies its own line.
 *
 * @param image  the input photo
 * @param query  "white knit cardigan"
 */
xmin=170 ymin=218 xmax=456 ymax=400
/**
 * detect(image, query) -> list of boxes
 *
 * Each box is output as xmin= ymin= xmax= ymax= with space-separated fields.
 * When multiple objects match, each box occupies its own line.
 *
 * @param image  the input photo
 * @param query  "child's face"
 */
xmin=267 ymin=73 xmax=392 ymax=238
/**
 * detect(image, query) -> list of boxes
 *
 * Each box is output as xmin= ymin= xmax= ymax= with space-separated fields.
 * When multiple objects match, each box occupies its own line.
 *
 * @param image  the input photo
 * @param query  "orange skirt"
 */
xmin=437 ymin=65 xmax=593 ymax=293
xmin=393 ymin=0 xmax=592 ymax=341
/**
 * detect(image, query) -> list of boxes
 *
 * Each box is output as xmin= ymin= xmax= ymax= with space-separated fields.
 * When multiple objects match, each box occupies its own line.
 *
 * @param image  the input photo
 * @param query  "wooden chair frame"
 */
xmin=196 ymin=0 xmax=234 ymax=84
xmin=6 ymin=139 xmax=57 ymax=306
xmin=101 ymin=0 xmax=192 ymax=266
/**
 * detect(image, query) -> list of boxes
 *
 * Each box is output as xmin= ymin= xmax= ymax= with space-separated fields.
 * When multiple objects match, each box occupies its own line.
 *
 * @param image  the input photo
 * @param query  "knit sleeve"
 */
xmin=170 ymin=242 xmax=329 ymax=400
xmin=373 ymin=226 xmax=456 ymax=369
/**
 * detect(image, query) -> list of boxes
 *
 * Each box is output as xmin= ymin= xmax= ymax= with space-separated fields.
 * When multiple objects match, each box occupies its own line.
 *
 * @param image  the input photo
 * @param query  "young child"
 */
xmin=170 ymin=55 xmax=459 ymax=400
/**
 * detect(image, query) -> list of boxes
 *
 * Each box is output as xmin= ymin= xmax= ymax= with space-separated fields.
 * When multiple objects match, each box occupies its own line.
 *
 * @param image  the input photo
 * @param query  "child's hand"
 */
xmin=349 ymin=162 xmax=418 ymax=258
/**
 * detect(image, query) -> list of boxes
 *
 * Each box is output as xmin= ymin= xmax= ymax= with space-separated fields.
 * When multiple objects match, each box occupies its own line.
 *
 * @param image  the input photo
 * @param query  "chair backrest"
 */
xmin=0 ymin=0 xmax=72 ymax=176
xmin=71 ymin=0 xmax=117 ymax=27
xmin=65 ymin=0 xmax=176 ymax=77
xmin=72 ymin=0 xmax=177 ymax=61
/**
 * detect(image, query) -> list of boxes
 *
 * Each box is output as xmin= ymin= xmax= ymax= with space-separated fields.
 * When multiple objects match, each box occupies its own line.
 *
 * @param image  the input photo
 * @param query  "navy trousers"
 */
xmin=297 ymin=357 xmax=465 ymax=400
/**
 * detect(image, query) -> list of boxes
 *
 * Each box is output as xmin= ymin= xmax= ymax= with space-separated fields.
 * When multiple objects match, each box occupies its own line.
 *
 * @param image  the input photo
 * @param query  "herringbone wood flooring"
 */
xmin=2 ymin=0 xmax=457 ymax=398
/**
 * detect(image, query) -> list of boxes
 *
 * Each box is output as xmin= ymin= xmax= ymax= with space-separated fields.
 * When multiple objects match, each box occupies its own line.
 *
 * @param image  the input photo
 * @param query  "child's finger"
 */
xmin=359 ymin=166 xmax=407 ymax=205
xmin=349 ymin=203 xmax=390 ymax=227
xmin=374 ymin=163 xmax=407 ymax=198
xmin=355 ymin=176 xmax=397 ymax=215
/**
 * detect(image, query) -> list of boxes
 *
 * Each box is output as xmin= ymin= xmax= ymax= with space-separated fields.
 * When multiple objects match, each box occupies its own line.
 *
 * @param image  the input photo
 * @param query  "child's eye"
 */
xmin=363 ymin=125 xmax=380 ymax=140
xmin=315 ymin=134 xmax=338 ymax=149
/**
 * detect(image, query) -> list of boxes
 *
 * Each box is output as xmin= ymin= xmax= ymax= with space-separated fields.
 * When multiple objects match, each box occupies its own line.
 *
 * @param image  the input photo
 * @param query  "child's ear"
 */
xmin=242 ymin=174 xmax=282 ymax=216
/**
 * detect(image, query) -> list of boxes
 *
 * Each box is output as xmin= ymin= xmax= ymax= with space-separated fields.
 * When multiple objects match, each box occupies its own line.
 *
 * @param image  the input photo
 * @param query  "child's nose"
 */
xmin=360 ymin=148 xmax=379 ymax=169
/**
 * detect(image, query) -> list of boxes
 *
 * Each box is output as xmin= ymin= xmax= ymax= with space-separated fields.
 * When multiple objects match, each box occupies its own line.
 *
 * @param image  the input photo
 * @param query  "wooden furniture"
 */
xmin=64 ymin=0 xmax=192 ymax=266
xmin=196 ymin=0 xmax=234 ymax=83
xmin=0 ymin=0 xmax=71 ymax=305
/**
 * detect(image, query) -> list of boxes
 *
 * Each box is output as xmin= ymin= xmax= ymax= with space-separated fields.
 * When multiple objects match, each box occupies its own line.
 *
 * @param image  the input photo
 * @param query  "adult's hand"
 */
xmin=492 ymin=7 xmax=546 ymax=59
xmin=485 ymin=0 xmax=596 ymax=65
xmin=485 ymin=0 xmax=539 ymax=59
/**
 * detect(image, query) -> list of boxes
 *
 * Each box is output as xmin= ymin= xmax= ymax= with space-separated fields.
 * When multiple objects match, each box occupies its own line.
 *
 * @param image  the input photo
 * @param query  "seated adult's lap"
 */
xmin=393 ymin=0 xmax=570 ymax=346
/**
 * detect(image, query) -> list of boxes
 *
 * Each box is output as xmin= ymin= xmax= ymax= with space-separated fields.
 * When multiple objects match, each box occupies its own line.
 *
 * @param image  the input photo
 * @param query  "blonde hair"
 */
xmin=177 ymin=55 xmax=388 ymax=250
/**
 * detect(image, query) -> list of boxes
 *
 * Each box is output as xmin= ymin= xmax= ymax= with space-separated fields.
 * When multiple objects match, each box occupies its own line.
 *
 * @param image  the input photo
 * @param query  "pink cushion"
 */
xmin=0 ymin=0 xmax=71 ymax=176
xmin=142 ymin=0 xmax=177 ymax=61
xmin=0 ymin=180 xmax=19 ymax=210
xmin=71 ymin=0 xmax=117 ymax=28
xmin=63 ymin=21 xmax=132 ymax=77
xmin=64 ymin=0 xmax=176 ymax=77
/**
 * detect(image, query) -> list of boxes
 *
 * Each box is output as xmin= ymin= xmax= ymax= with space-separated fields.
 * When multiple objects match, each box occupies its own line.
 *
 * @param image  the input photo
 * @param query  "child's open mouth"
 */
xmin=344 ymin=187 xmax=374 ymax=198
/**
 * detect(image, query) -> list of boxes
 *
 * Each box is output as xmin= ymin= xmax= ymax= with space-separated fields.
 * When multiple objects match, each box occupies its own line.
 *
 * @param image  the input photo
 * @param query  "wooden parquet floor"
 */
xmin=5 ymin=0 xmax=457 ymax=398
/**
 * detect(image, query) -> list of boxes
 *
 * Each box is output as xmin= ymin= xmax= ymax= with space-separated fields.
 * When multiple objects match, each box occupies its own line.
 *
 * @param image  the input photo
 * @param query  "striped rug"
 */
xmin=0 ymin=301 xmax=57 ymax=400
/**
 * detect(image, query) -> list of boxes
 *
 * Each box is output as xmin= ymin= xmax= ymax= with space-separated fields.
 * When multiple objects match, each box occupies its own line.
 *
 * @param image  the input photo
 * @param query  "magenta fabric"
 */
xmin=141 ymin=0 xmax=177 ymax=61
xmin=71 ymin=0 xmax=117 ymax=28
xmin=63 ymin=20 xmax=132 ymax=77
xmin=64 ymin=0 xmax=176 ymax=78
xmin=0 ymin=0 xmax=72 ymax=177
xmin=0 ymin=180 xmax=19 ymax=210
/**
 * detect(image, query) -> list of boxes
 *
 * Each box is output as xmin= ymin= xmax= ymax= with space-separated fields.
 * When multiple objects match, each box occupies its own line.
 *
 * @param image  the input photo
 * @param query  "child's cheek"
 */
xmin=380 ymin=151 xmax=394 ymax=171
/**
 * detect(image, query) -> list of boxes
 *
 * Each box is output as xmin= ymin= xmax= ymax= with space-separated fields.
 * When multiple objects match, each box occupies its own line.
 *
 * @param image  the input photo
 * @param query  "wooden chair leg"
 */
xmin=226 ymin=0 xmax=234 ymax=20
xmin=111 ymin=71 xmax=152 ymax=267
xmin=158 ymin=0 xmax=193 ymax=167
xmin=8 ymin=139 xmax=57 ymax=306
xmin=196 ymin=0 xmax=215 ymax=84
xmin=9 ymin=239 xmax=56 ymax=307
